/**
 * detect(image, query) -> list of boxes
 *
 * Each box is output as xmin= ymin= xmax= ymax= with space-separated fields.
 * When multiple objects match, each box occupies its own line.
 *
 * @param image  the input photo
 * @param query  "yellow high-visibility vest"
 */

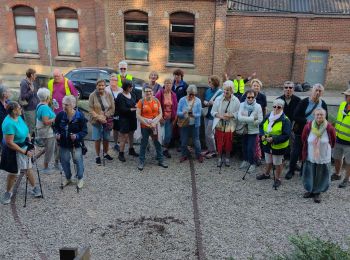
xmin=48 ymin=78 xmax=71 ymax=98
xmin=117 ymin=74 xmax=133 ymax=88
xmin=262 ymin=119 xmax=289 ymax=150
xmin=234 ymin=79 xmax=245 ymax=94
xmin=335 ymin=101 xmax=350 ymax=142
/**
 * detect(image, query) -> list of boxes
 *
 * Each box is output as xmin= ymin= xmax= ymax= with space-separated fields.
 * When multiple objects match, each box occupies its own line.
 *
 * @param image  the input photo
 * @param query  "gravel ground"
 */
xmin=1 ymin=140 xmax=350 ymax=260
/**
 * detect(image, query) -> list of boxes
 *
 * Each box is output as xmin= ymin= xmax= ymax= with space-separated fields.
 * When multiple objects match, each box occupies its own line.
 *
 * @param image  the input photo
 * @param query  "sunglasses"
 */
xmin=189 ymin=93 xmax=195 ymax=96
xmin=247 ymin=96 xmax=254 ymax=100
xmin=273 ymin=105 xmax=282 ymax=109
xmin=120 ymin=68 xmax=126 ymax=70
xmin=284 ymin=86 xmax=293 ymax=89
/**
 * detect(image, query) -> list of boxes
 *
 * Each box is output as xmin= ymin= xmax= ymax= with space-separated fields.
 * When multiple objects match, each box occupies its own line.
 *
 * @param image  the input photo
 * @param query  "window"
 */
xmin=13 ymin=6 xmax=39 ymax=54
xmin=55 ymin=8 xmax=80 ymax=56
xmin=169 ymin=12 xmax=195 ymax=63
xmin=124 ymin=11 xmax=148 ymax=61
xmin=82 ymin=71 xmax=98 ymax=81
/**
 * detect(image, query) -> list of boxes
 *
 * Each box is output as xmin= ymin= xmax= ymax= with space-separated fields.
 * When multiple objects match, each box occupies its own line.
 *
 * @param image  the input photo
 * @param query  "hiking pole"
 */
xmin=272 ymin=165 xmax=277 ymax=190
xmin=242 ymin=164 xmax=252 ymax=180
xmin=24 ymin=171 xmax=29 ymax=208
xmin=101 ymin=125 xmax=105 ymax=167
xmin=218 ymin=119 xmax=227 ymax=174
xmin=71 ymin=144 xmax=79 ymax=193
xmin=33 ymin=147 xmax=44 ymax=199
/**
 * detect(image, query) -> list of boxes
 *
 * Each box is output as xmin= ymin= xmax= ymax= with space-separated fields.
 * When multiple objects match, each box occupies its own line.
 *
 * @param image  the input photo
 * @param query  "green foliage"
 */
xmin=273 ymin=234 xmax=350 ymax=260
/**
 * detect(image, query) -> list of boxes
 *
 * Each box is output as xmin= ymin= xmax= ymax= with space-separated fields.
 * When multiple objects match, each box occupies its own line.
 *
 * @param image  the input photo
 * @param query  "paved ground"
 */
xmin=1 ymin=140 xmax=350 ymax=260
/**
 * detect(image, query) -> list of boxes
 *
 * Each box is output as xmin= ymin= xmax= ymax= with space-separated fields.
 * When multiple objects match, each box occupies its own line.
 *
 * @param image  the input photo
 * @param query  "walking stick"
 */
xmin=272 ymin=165 xmax=277 ymax=190
xmin=71 ymin=144 xmax=79 ymax=193
xmin=33 ymin=147 xmax=44 ymax=199
xmin=218 ymin=119 xmax=227 ymax=174
xmin=101 ymin=125 xmax=105 ymax=167
xmin=24 ymin=172 xmax=29 ymax=208
xmin=242 ymin=163 xmax=252 ymax=180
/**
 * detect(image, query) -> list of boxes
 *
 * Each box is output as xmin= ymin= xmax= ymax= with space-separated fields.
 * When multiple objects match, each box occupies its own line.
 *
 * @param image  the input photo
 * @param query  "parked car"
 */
xmin=65 ymin=67 xmax=144 ymax=99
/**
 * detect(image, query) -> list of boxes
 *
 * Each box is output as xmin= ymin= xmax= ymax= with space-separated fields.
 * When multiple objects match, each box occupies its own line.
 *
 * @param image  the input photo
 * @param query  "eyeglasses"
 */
xmin=189 ymin=93 xmax=195 ymax=96
xmin=120 ymin=68 xmax=126 ymax=71
xmin=247 ymin=96 xmax=254 ymax=100
xmin=273 ymin=105 xmax=282 ymax=109
xmin=284 ymin=86 xmax=293 ymax=89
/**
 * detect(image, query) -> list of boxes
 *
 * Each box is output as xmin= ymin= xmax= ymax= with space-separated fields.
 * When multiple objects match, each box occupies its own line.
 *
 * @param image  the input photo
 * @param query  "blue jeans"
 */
xmin=163 ymin=119 xmax=173 ymax=146
xmin=242 ymin=134 xmax=257 ymax=164
xmin=180 ymin=125 xmax=201 ymax=157
xmin=60 ymin=147 xmax=84 ymax=180
xmin=139 ymin=128 xmax=163 ymax=164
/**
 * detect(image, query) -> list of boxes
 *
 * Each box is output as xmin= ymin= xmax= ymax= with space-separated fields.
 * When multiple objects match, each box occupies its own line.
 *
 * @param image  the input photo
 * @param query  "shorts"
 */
xmin=12 ymin=149 xmax=33 ymax=176
xmin=92 ymin=124 xmax=111 ymax=141
xmin=265 ymin=152 xmax=283 ymax=166
xmin=119 ymin=117 xmax=137 ymax=134
xmin=333 ymin=142 xmax=350 ymax=164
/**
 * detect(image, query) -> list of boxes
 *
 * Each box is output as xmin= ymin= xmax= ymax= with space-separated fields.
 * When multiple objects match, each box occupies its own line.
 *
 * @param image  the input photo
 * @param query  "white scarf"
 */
xmin=267 ymin=111 xmax=283 ymax=132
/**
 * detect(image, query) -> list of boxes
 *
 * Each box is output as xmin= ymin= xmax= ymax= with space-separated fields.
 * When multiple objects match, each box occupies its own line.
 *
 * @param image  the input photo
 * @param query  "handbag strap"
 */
xmin=96 ymin=92 xmax=106 ymax=112
xmin=209 ymin=89 xmax=221 ymax=103
xmin=304 ymin=100 xmax=319 ymax=118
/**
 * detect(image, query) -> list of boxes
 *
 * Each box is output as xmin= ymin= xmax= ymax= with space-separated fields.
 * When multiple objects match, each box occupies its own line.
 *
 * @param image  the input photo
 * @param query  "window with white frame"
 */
xmin=55 ymin=8 xmax=80 ymax=56
xmin=124 ymin=11 xmax=148 ymax=61
xmin=169 ymin=12 xmax=195 ymax=63
xmin=13 ymin=6 xmax=39 ymax=54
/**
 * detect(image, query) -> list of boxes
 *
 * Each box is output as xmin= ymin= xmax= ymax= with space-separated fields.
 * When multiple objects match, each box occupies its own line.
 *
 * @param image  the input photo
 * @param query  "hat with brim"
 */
xmin=342 ymin=89 xmax=350 ymax=96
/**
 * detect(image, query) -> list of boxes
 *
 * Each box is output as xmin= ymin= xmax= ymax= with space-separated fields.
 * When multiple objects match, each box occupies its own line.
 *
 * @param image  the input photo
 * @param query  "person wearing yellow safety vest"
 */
xmin=224 ymin=72 xmax=256 ymax=100
xmin=257 ymin=99 xmax=291 ymax=189
xmin=48 ymin=69 xmax=78 ymax=115
xmin=117 ymin=61 xmax=133 ymax=88
xmin=333 ymin=89 xmax=350 ymax=188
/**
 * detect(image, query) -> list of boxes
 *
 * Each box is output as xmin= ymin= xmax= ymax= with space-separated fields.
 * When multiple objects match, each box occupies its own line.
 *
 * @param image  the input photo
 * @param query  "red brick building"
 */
xmin=0 ymin=0 xmax=349 ymax=88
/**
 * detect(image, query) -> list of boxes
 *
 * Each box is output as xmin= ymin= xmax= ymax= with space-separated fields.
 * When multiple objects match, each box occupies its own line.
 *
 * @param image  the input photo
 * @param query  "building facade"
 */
xmin=0 ymin=0 xmax=349 ymax=88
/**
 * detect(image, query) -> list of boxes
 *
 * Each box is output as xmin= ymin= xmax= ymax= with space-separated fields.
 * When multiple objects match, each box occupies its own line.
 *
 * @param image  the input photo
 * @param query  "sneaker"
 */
xmin=313 ymin=193 xmax=321 ymax=203
xmin=114 ymin=143 xmax=120 ymax=152
xmin=331 ymin=173 xmax=342 ymax=181
xmin=225 ymin=158 xmax=230 ymax=167
xmin=339 ymin=180 xmax=348 ymax=188
xmin=163 ymin=150 xmax=171 ymax=158
xmin=63 ymin=179 xmax=72 ymax=187
xmin=180 ymin=156 xmax=188 ymax=163
xmin=285 ymin=171 xmax=294 ymax=180
xmin=77 ymin=179 xmax=84 ymax=189
xmin=205 ymin=152 xmax=217 ymax=159
xmin=197 ymin=155 xmax=204 ymax=163
xmin=256 ymin=173 xmax=271 ymax=180
xmin=137 ymin=162 xmax=144 ymax=171
xmin=96 ymin=157 xmax=102 ymax=165
xmin=217 ymin=158 xmax=223 ymax=167
xmin=303 ymin=192 xmax=314 ymax=198
xmin=158 ymin=161 xmax=168 ymax=168
xmin=247 ymin=164 xmax=256 ymax=173
xmin=40 ymin=168 xmax=53 ymax=174
xmin=129 ymin=148 xmax=139 ymax=157
xmin=104 ymin=154 xmax=113 ymax=161
xmin=200 ymin=150 xmax=209 ymax=156
xmin=31 ymin=186 xmax=42 ymax=198
xmin=118 ymin=152 xmax=126 ymax=162
xmin=273 ymin=179 xmax=282 ymax=189
xmin=239 ymin=161 xmax=248 ymax=169
xmin=2 ymin=192 xmax=12 ymax=205
xmin=295 ymin=164 xmax=301 ymax=172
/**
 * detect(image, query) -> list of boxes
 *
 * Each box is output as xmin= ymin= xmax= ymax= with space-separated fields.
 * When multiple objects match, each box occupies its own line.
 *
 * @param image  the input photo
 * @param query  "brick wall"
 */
xmin=225 ymin=14 xmax=350 ymax=88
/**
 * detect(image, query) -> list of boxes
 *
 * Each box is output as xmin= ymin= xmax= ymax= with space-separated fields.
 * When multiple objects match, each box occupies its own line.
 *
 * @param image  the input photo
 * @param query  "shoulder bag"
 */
xmin=202 ymin=90 xmax=221 ymax=117
xmin=96 ymin=93 xmax=113 ymax=130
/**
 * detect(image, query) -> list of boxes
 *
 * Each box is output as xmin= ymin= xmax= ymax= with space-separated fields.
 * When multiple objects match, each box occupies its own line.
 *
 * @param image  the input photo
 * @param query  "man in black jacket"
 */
xmin=285 ymin=83 xmax=328 ymax=180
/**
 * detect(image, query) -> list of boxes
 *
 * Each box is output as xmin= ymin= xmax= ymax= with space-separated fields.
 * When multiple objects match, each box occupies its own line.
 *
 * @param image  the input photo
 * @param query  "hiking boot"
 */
xmin=339 ymin=180 xmax=349 ymax=188
xmin=217 ymin=158 xmax=223 ymax=167
xmin=197 ymin=155 xmax=204 ymax=163
xmin=129 ymin=148 xmax=139 ymax=157
xmin=256 ymin=173 xmax=271 ymax=180
xmin=163 ymin=150 xmax=171 ymax=158
xmin=137 ymin=162 xmax=144 ymax=171
xmin=225 ymin=158 xmax=230 ymax=167
xmin=104 ymin=154 xmax=113 ymax=161
xmin=31 ymin=186 xmax=42 ymax=198
xmin=180 ymin=156 xmax=188 ymax=163
xmin=158 ymin=161 xmax=168 ymax=168
xmin=285 ymin=171 xmax=294 ymax=180
xmin=113 ymin=143 xmax=120 ymax=152
xmin=239 ymin=161 xmax=248 ymax=169
xmin=77 ymin=179 xmax=84 ymax=189
xmin=331 ymin=173 xmax=342 ymax=181
xmin=313 ymin=193 xmax=321 ymax=203
xmin=2 ymin=192 xmax=12 ymax=205
xmin=118 ymin=152 xmax=126 ymax=162
xmin=96 ymin=157 xmax=102 ymax=165
xmin=303 ymin=192 xmax=314 ymax=198
xmin=63 ymin=179 xmax=72 ymax=187
xmin=273 ymin=179 xmax=282 ymax=189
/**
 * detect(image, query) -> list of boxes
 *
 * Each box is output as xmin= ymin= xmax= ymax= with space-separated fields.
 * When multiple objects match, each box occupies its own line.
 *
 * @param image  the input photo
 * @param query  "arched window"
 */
xmin=55 ymin=8 xmax=80 ymax=56
xmin=169 ymin=12 xmax=195 ymax=63
xmin=13 ymin=6 xmax=39 ymax=54
xmin=124 ymin=11 xmax=148 ymax=61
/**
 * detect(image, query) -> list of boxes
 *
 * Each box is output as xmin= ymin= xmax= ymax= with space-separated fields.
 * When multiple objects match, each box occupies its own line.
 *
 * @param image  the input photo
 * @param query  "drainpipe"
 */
xmin=290 ymin=17 xmax=299 ymax=81
xmin=211 ymin=1 xmax=217 ymax=75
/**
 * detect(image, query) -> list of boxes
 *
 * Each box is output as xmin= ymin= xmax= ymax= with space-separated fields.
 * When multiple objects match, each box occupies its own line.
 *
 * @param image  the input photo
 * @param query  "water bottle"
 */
xmin=52 ymin=99 xmax=59 ymax=110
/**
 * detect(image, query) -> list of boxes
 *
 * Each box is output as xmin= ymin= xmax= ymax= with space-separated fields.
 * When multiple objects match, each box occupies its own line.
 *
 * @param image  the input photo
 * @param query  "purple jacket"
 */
xmin=155 ymin=88 xmax=178 ymax=120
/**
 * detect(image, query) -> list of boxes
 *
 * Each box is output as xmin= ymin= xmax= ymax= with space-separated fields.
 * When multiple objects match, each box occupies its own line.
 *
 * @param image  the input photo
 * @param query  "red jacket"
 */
xmin=155 ymin=88 xmax=178 ymax=120
xmin=301 ymin=121 xmax=336 ymax=161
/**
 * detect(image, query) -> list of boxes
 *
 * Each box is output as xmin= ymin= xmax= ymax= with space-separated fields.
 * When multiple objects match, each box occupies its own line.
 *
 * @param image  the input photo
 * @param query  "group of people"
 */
xmin=1 ymin=61 xmax=350 ymax=205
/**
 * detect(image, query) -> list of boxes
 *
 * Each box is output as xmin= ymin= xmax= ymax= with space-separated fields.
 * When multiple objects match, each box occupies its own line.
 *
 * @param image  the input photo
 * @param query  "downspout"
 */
xmin=211 ymin=1 xmax=217 ymax=75
xmin=290 ymin=17 xmax=299 ymax=81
